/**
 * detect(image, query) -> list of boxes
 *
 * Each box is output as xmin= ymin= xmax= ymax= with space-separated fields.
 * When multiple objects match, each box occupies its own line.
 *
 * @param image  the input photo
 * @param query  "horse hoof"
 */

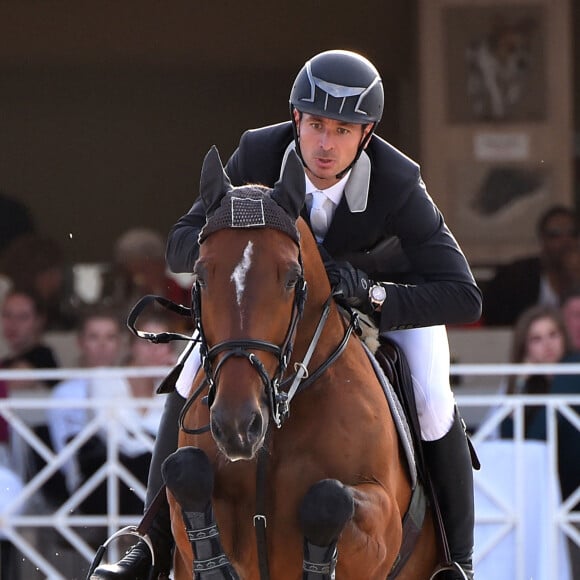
xmin=299 ymin=479 xmax=355 ymax=546
xmin=162 ymin=446 xmax=214 ymax=512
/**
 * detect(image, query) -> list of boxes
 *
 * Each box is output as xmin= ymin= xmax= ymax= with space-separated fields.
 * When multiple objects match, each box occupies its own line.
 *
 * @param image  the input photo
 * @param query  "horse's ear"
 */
xmin=200 ymin=145 xmax=233 ymax=216
xmin=271 ymin=150 xmax=305 ymax=220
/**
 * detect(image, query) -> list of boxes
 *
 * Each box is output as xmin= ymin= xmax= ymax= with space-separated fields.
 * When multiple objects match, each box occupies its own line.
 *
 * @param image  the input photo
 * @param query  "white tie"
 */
xmin=310 ymin=191 xmax=329 ymax=242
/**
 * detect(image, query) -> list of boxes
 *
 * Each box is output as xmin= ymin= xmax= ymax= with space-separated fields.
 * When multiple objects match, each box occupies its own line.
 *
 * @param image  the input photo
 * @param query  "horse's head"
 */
xmin=193 ymin=146 xmax=313 ymax=461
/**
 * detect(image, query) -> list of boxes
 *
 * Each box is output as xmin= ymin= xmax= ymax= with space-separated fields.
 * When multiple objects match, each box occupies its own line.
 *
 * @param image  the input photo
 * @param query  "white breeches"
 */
xmin=175 ymin=325 xmax=456 ymax=443
xmin=175 ymin=341 xmax=202 ymax=398
xmin=385 ymin=325 xmax=455 ymax=441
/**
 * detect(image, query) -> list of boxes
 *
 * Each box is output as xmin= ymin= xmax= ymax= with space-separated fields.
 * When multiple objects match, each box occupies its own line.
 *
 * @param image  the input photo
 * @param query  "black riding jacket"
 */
xmin=166 ymin=122 xmax=482 ymax=331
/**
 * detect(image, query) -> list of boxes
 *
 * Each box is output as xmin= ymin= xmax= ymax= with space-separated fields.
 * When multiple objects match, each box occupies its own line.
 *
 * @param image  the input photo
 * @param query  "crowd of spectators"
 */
xmin=0 ymin=194 xmax=189 ymax=574
xmin=477 ymin=204 xmax=580 ymax=576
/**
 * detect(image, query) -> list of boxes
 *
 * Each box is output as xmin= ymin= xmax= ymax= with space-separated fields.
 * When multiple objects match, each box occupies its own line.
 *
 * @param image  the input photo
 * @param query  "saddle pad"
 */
xmin=360 ymin=341 xmax=417 ymax=488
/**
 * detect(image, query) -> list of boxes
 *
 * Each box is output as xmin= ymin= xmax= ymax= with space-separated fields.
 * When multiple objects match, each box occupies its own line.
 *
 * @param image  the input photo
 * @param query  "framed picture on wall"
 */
xmin=444 ymin=3 xmax=546 ymax=123
xmin=451 ymin=161 xmax=553 ymax=260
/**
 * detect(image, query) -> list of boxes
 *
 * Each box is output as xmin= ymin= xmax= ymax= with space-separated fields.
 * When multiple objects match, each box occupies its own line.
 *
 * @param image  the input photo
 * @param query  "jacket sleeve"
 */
xmin=165 ymin=198 xmax=206 ymax=274
xmin=165 ymin=129 xmax=256 ymax=274
xmin=377 ymin=174 xmax=482 ymax=331
xmin=166 ymin=125 xmax=288 ymax=273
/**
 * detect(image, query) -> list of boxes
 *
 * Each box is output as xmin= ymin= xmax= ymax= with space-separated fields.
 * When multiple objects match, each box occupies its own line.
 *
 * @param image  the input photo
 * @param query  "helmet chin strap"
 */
xmin=334 ymin=128 xmax=374 ymax=179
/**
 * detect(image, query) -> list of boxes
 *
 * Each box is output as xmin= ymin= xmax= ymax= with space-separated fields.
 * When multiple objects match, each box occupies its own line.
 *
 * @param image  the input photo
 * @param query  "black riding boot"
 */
xmin=90 ymin=390 xmax=186 ymax=579
xmin=422 ymin=409 xmax=475 ymax=580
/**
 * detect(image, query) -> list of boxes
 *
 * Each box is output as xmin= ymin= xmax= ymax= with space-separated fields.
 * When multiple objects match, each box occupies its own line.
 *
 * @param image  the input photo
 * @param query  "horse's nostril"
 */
xmin=247 ymin=412 xmax=263 ymax=440
xmin=211 ymin=418 xmax=222 ymax=440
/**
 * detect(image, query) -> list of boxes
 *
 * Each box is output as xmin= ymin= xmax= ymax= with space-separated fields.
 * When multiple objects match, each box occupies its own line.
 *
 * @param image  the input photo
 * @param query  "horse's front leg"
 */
xmin=163 ymin=446 xmax=239 ymax=580
xmin=300 ymin=479 xmax=401 ymax=580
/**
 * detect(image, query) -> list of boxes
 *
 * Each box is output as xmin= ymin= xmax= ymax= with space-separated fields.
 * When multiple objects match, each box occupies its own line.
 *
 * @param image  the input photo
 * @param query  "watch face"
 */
xmin=371 ymin=285 xmax=386 ymax=302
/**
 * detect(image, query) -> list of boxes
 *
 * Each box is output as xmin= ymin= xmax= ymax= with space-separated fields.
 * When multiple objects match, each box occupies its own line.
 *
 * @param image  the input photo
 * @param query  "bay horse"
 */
xmin=162 ymin=146 xmax=438 ymax=579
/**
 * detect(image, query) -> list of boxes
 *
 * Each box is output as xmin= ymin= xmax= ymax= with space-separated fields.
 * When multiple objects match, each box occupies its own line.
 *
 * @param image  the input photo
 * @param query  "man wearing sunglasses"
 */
xmin=483 ymin=205 xmax=580 ymax=326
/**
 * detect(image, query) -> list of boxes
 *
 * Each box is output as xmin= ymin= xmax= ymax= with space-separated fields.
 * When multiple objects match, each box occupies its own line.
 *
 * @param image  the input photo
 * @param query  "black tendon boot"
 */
xmin=422 ymin=409 xmax=475 ymax=580
xmin=163 ymin=446 xmax=239 ymax=579
xmin=90 ymin=390 xmax=186 ymax=579
xmin=299 ymin=479 xmax=355 ymax=580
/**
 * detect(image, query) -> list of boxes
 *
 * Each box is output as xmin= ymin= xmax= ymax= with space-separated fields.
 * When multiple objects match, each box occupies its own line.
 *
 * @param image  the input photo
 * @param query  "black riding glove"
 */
xmin=324 ymin=259 xmax=373 ymax=314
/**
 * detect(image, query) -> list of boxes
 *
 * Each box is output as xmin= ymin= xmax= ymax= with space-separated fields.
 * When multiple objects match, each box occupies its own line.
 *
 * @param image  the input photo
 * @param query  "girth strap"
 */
xmin=387 ymin=483 xmax=427 ymax=579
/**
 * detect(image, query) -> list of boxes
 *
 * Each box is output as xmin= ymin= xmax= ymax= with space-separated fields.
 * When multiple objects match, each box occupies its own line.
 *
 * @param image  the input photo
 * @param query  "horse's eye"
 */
xmin=193 ymin=261 xmax=209 ymax=288
xmin=285 ymin=268 xmax=301 ymax=289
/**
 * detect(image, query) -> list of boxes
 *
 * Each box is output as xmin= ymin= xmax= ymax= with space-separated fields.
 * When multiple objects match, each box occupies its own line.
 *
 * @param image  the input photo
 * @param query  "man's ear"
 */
xmin=293 ymin=108 xmax=301 ymax=135
xmin=362 ymin=123 xmax=375 ymax=149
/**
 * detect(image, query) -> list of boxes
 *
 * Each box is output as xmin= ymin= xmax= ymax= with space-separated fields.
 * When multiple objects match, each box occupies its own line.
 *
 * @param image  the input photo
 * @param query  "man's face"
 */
xmin=294 ymin=111 xmax=371 ymax=189
xmin=78 ymin=317 xmax=122 ymax=367
xmin=540 ymin=214 xmax=578 ymax=265
xmin=1 ymin=293 xmax=43 ymax=354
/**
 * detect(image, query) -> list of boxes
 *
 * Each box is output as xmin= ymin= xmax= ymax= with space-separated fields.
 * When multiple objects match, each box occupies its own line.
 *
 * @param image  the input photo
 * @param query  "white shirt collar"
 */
xmin=280 ymin=141 xmax=371 ymax=213
xmin=304 ymin=172 xmax=350 ymax=207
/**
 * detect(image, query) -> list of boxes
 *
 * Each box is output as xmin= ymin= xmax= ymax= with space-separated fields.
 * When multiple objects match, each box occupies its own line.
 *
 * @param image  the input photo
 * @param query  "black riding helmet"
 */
xmin=289 ymin=49 xmax=384 ymax=177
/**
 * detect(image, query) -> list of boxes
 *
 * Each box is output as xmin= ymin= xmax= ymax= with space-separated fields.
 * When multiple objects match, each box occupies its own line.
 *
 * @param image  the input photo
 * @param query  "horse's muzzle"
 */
xmin=210 ymin=403 xmax=268 ymax=461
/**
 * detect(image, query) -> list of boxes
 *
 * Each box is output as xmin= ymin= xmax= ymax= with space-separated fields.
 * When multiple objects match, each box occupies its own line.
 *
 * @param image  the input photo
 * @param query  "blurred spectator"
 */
xmin=0 ymin=191 xmax=36 ymax=259
xmin=532 ymin=295 xmax=580 ymax=578
xmin=0 ymin=289 xmax=59 ymax=387
xmin=561 ymin=287 xmax=580 ymax=352
xmin=47 ymin=306 xmax=124 ymax=512
xmin=498 ymin=304 xmax=569 ymax=439
xmin=0 ymin=289 xmax=43 ymax=571
xmin=559 ymin=244 xmax=580 ymax=293
xmin=483 ymin=205 xmax=580 ymax=326
xmin=101 ymin=228 xmax=191 ymax=326
xmin=47 ymin=307 xmax=176 ymax=516
xmin=0 ymin=233 xmax=79 ymax=330
xmin=0 ymin=451 xmax=24 ymax=577
xmin=0 ymin=289 xmax=60 ymax=479
xmin=546 ymin=354 xmax=580 ymax=505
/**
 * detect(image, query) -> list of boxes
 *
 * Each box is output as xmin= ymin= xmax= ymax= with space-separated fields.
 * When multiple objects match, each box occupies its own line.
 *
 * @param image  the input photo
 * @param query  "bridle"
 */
xmin=190 ymin=254 xmax=308 ymax=429
xmin=127 ymin=259 xmax=361 ymax=437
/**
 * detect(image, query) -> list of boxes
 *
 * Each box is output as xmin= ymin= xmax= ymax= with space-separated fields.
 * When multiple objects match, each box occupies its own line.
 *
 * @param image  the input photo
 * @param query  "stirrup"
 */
xmin=429 ymin=561 xmax=471 ymax=580
xmin=85 ymin=525 xmax=155 ymax=580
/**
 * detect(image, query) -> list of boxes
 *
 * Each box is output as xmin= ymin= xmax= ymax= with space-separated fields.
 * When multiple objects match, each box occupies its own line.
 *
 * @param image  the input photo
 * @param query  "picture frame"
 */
xmin=444 ymin=3 xmax=546 ymax=124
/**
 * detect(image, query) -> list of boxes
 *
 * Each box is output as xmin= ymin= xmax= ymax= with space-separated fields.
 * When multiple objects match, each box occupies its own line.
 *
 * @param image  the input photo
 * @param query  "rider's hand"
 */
xmin=324 ymin=259 xmax=373 ymax=313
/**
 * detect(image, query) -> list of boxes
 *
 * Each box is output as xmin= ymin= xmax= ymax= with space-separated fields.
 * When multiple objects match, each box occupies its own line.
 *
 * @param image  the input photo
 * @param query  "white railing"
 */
xmin=0 ymin=365 xmax=578 ymax=579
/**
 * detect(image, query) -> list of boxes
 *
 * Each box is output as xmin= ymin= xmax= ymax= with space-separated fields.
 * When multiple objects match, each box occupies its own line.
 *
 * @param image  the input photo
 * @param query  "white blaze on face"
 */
xmin=230 ymin=241 xmax=254 ymax=315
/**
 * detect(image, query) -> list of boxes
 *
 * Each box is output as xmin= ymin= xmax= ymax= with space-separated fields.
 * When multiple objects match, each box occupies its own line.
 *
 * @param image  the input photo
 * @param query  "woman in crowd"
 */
xmin=498 ymin=304 xmax=570 ymax=439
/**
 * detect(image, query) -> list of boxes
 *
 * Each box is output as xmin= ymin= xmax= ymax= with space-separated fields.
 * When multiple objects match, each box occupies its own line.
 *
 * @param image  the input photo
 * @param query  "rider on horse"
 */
xmin=91 ymin=49 xmax=482 ymax=580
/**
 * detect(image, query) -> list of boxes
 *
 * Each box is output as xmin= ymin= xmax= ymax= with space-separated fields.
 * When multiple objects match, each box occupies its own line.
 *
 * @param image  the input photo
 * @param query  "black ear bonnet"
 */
xmin=198 ymin=145 xmax=305 ymax=246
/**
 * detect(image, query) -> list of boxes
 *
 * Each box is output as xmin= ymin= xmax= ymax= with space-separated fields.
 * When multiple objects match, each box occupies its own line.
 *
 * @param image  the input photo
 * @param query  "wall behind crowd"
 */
xmin=0 ymin=0 xmax=416 ymax=264
xmin=2 ymin=0 xmax=579 ymax=268
xmin=419 ymin=0 xmax=575 ymax=267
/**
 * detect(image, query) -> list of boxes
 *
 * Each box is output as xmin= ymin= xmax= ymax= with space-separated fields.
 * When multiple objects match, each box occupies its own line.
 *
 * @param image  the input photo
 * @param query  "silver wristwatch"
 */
xmin=369 ymin=283 xmax=387 ymax=312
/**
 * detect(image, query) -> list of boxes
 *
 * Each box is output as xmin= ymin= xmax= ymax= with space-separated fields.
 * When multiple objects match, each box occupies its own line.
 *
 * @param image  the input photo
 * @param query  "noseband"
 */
xmin=191 ymin=264 xmax=308 ymax=429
